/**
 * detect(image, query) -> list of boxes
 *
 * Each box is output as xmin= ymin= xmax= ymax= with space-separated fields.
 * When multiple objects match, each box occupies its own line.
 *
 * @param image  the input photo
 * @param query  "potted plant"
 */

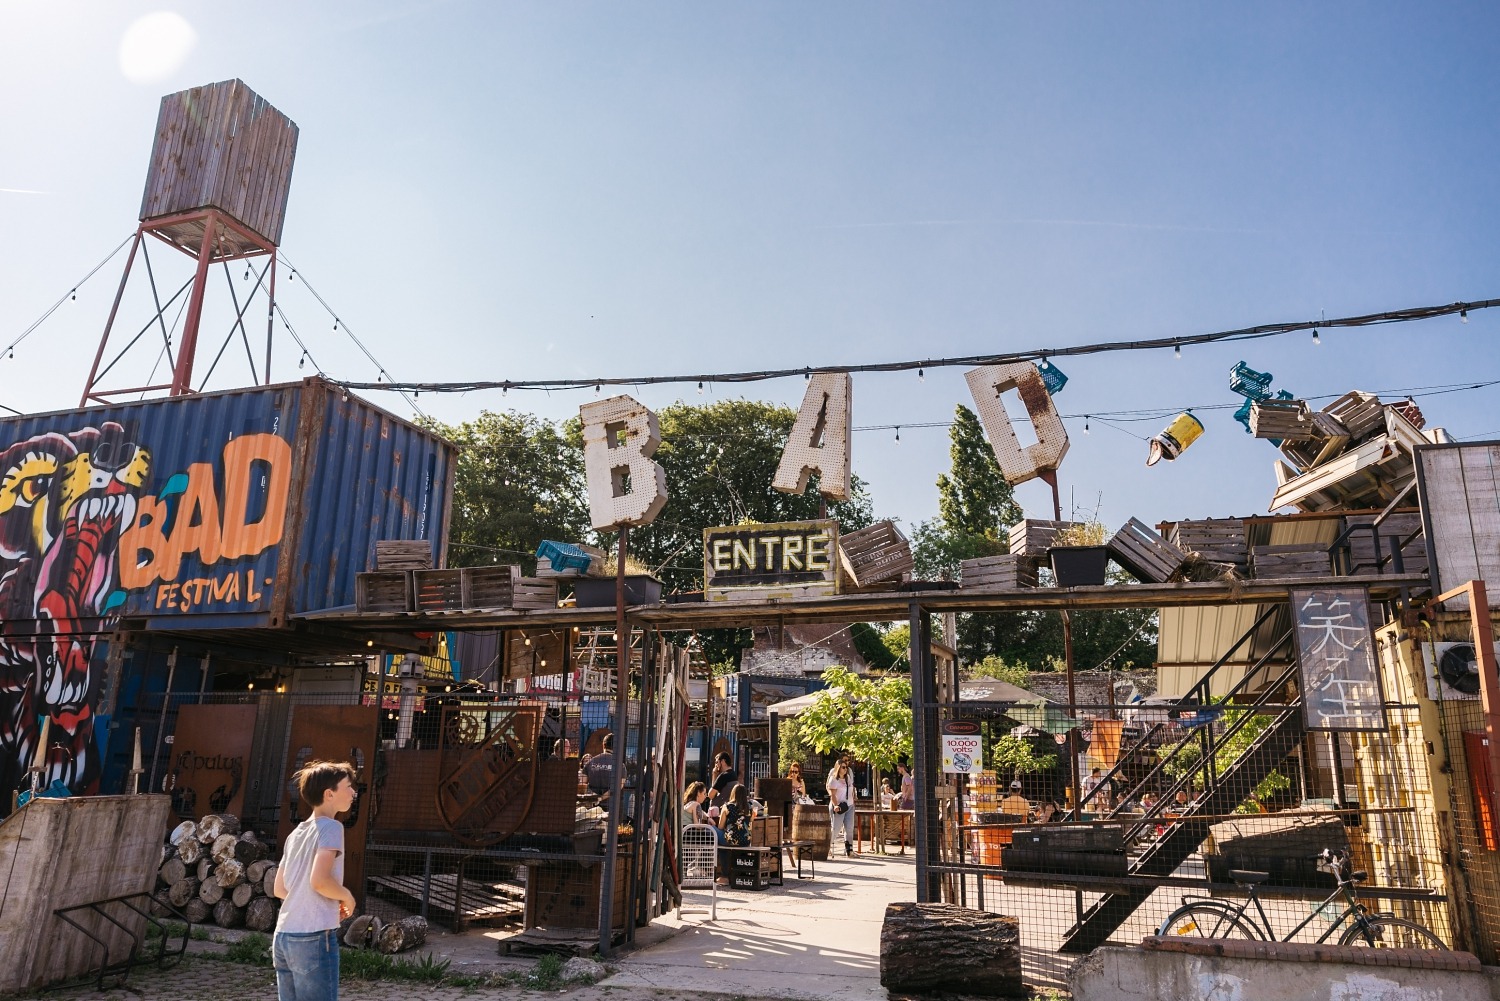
xmin=572 ymin=554 xmax=664 ymax=607
xmin=1049 ymin=521 xmax=1110 ymax=587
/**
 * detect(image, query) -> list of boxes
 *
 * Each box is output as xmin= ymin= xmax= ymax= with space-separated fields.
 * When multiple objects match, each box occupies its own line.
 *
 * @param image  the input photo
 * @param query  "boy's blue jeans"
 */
xmin=273 ymin=928 xmax=339 ymax=1001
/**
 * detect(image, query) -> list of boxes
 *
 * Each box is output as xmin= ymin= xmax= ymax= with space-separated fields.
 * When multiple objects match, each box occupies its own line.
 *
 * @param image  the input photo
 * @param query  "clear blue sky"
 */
xmin=3 ymin=2 xmax=1498 ymax=531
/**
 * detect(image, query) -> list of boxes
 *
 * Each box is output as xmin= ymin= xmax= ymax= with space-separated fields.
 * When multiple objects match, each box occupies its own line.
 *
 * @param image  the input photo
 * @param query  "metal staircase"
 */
xmin=1056 ymin=609 xmax=1308 ymax=953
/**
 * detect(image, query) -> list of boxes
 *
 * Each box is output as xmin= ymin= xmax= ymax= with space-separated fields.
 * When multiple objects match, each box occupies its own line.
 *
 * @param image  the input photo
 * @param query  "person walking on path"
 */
xmin=827 ymin=756 xmax=857 ymax=857
xmin=273 ymin=760 xmax=358 ymax=1001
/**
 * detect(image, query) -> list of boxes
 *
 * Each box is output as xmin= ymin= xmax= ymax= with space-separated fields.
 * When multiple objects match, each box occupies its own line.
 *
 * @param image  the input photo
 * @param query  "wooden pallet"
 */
xmin=356 ymin=572 xmax=411 ymax=612
xmin=374 ymin=540 xmax=433 ymax=571
xmin=1342 ymin=513 xmax=1428 ymax=576
xmin=960 ymin=555 xmax=1038 ymax=589
xmin=1107 ymin=518 xmax=1187 ymax=583
xmin=1248 ymin=399 xmax=1313 ymax=440
xmin=412 ymin=569 xmax=466 ymax=611
xmin=839 ymin=520 xmax=913 ymax=588
xmin=368 ymin=873 xmax=524 ymax=926
xmin=497 ymin=927 xmax=615 ymax=956
xmin=1169 ymin=518 xmax=1248 ymax=565
xmin=1251 ymin=543 xmax=1331 ymax=578
xmin=464 ymin=567 xmax=558 ymax=610
xmin=1007 ymin=519 xmax=1078 ymax=559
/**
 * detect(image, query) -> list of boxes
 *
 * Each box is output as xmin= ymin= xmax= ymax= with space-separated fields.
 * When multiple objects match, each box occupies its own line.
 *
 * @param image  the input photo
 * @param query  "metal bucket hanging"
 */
xmin=1147 ymin=411 xmax=1204 ymax=466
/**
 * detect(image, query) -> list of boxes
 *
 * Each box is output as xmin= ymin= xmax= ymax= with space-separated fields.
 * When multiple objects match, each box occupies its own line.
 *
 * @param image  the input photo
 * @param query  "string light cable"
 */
xmin=333 ymin=296 xmax=1497 ymax=394
xmin=1 ymin=232 xmax=135 ymax=362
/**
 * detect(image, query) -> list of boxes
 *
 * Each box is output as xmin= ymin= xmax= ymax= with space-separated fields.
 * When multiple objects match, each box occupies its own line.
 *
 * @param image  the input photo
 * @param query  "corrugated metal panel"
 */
xmin=1156 ymin=604 xmax=1272 ymax=698
xmin=286 ymin=384 xmax=454 ymax=619
xmin=0 ymin=377 xmax=453 ymax=631
xmin=1246 ymin=514 xmax=1343 ymax=549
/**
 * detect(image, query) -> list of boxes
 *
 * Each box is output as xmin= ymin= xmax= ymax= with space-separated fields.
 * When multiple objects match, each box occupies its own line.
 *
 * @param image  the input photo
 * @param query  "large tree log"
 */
xmin=233 ymin=834 xmax=269 ymax=864
xmin=183 ymin=899 xmax=211 ymax=924
xmin=231 ymin=882 xmax=255 ymax=908
xmin=198 ymin=879 xmax=224 ymax=906
xmin=159 ymin=857 xmax=187 ymax=887
xmin=244 ymin=897 xmax=277 ymax=932
xmin=169 ymin=821 xmax=199 ymax=846
xmin=212 ymin=900 xmax=245 ymax=928
xmin=167 ymin=878 xmax=200 ymax=909
xmin=246 ymin=860 xmax=272 ymax=885
xmin=215 ymin=860 xmax=246 ymax=889
xmin=178 ymin=837 xmax=204 ymax=865
xmin=376 ymin=916 xmax=429 ymax=954
xmin=879 ymin=902 xmax=1023 ymax=998
xmin=198 ymin=814 xmax=240 ymax=842
xmin=211 ymin=834 xmax=240 ymax=864
xmin=261 ymin=864 xmax=279 ymax=898
xmin=195 ymin=858 xmax=214 ymax=882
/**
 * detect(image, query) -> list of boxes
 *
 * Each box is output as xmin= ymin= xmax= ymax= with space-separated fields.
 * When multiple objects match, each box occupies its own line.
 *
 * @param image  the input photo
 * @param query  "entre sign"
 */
xmin=704 ymin=519 xmax=840 ymax=602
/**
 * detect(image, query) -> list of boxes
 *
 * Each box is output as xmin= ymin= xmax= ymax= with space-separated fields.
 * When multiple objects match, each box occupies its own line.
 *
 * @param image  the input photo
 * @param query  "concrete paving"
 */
xmin=602 ymin=851 xmax=917 ymax=1001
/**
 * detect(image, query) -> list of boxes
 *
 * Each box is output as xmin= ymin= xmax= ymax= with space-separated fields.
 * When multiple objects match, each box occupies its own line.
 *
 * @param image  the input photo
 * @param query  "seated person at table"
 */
xmin=709 ymin=751 xmax=738 ymax=808
xmin=787 ymin=762 xmax=811 ymax=803
xmin=1140 ymin=792 xmax=1159 ymax=813
xmin=880 ymin=778 xmax=896 ymax=809
xmin=999 ymin=781 xmax=1031 ymax=820
xmin=1036 ymin=799 xmax=1062 ymax=823
xmin=683 ymin=781 xmax=709 ymax=825
xmin=584 ymin=734 xmax=617 ymax=805
xmin=718 ymin=783 xmax=752 ymax=847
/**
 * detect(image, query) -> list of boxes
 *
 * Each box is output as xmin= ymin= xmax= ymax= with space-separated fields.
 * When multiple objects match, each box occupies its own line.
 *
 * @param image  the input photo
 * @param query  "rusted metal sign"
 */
xmin=704 ymin=520 xmax=840 ymax=601
xmin=1291 ymin=586 xmax=1386 ymax=731
xmin=167 ymin=703 xmax=258 ymax=821
xmin=277 ymin=704 xmax=379 ymax=903
xmin=435 ymin=703 xmax=541 ymax=846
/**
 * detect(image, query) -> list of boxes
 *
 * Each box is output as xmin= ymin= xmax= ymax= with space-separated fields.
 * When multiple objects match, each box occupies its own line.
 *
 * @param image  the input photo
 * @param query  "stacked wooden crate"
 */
xmin=1342 ymin=513 xmax=1428 ymax=577
xmin=356 ymin=572 xmax=412 ymax=612
xmin=1248 ymin=399 xmax=1313 ymax=440
xmin=960 ymin=555 xmax=1038 ymax=590
xmin=1251 ymin=543 xmax=1331 ymax=578
xmin=1106 ymin=518 xmax=1187 ymax=583
xmin=463 ymin=566 xmax=558 ymax=609
xmin=839 ymin=520 xmax=913 ymax=589
xmin=1169 ymin=517 xmax=1248 ymax=569
xmin=374 ymin=540 xmax=433 ymax=571
xmin=1007 ymin=519 xmax=1078 ymax=561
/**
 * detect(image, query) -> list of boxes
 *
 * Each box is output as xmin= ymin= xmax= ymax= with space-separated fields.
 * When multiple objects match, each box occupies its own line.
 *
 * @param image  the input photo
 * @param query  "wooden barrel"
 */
xmin=791 ymin=804 xmax=831 ymax=861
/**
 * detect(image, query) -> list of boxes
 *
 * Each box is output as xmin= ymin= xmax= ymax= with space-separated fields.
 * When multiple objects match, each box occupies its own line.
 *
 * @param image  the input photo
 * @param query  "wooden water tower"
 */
xmin=80 ymin=79 xmax=299 ymax=405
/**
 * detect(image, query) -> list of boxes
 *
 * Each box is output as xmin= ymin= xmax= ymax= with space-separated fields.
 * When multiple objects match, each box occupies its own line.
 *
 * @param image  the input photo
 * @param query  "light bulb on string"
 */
xmin=1312 ymin=327 xmax=1320 ymax=345
xmin=918 ymin=368 xmax=925 ymax=383
xmin=697 ymin=381 xmax=704 ymax=395
xmin=1084 ymin=416 xmax=1090 ymax=435
xmin=894 ymin=426 xmax=901 ymax=444
xmin=1461 ymin=308 xmax=1469 ymax=323
xmin=804 ymin=368 xmax=811 ymax=381
xmin=70 ymin=289 xmax=76 ymax=301
xmin=1174 ymin=342 xmax=1181 ymax=359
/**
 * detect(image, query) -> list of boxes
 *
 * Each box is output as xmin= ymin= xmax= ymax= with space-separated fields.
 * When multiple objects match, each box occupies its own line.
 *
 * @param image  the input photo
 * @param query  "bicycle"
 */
xmin=1157 ymin=848 xmax=1447 ymax=949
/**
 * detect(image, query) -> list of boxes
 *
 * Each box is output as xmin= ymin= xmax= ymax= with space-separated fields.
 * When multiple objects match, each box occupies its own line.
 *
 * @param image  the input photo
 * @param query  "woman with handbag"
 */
xmin=826 ymin=756 xmax=856 ymax=857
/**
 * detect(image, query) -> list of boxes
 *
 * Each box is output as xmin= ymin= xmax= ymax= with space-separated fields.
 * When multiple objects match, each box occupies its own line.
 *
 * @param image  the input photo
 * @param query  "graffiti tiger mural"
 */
xmin=0 ymin=422 xmax=148 ymax=798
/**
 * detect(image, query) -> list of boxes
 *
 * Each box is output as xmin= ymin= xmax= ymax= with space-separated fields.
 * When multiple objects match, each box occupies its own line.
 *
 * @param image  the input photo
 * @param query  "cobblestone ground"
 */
xmin=41 ymin=956 xmax=721 ymax=1001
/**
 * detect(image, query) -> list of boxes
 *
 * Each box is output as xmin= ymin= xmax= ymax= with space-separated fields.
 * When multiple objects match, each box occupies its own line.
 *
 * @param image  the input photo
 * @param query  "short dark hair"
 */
xmin=602 ymin=733 xmax=614 ymax=752
xmin=294 ymin=760 xmax=356 ymax=810
xmin=714 ymin=751 xmax=732 ymax=766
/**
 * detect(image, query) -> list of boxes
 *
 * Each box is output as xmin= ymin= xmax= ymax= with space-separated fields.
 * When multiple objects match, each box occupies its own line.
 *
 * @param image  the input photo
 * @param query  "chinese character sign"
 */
xmin=1291 ymin=587 xmax=1385 ymax=731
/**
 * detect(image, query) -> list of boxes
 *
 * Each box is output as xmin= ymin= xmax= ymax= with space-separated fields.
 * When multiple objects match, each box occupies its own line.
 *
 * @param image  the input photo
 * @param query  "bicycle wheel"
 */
xmin=1158 ymin=902 xmax=1261 ymax=940
xmin=1340 ymin=916 xmax=1448 ymax=950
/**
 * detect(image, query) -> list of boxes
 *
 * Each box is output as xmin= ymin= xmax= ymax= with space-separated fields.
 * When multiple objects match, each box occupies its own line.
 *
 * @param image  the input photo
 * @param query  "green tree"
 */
xmin=794 ymin=666 xmax=913 ymax=779
xmin=937 ymin=405 xmax=1023 ymax=539
xmin=1164 ymin=703 xmax=1292 ymax=809
xmin=427 ymin=411 xmax=590 ymax=571
xmin=988 ymin=733 xmax=1058 ymax=783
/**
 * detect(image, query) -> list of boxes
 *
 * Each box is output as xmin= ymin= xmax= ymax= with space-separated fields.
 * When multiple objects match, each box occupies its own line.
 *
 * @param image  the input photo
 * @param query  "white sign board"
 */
xmin=941 ymin=732 xmax=984 ymax=775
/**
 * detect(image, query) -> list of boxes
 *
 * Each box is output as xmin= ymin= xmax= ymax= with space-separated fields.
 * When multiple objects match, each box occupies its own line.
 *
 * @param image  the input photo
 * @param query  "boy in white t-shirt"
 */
xmin=273 ymin=760 xmax=358 ymax=1001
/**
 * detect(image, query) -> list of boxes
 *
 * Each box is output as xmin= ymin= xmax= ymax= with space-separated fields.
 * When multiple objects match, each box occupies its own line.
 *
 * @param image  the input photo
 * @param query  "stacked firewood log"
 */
xmin=153 ymin=814 xmax=280 ymax=931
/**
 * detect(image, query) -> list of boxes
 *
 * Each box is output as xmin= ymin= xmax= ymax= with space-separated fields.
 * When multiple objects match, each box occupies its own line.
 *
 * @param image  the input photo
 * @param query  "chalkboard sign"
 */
xmin=704 ymin=520 xmax=839 ymax=601
xmin=1291 ymin=586 xmax=1386 ymax=732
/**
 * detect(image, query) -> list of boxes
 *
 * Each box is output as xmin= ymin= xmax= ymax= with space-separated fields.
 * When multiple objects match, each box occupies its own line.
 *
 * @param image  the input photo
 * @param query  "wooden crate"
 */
xmin=960 ymin=555 xmax=1038 ymax=589
xmin=1251 ymin=543 xmax=1331 ymax=578
xmin=839 ymin=520 xmax=913 ymax=588
xmin=1107 ymin=518 xmax=1187 ymax=583
xmin=1169 ymin=518 xmax=1248 ymax=565
xmin=523 ymin=854 xmax=631 ymax=932
xmin=412 ymin=569 xmax=466 ymax=611
xmin=1007 ymin=519 xmax=1078 ymax=559
xmin=462 ymin=566 xmax=558 ymax=610
xmin=1322 ymin=391 xmax=1386 ymax=441
xmin=374 ymin=540 xmax=433 ymax=571
xmin=356 ymin=571 xmax=412 ymax=612
xmin=1248 ymin=399 xmax=1313 ymax=440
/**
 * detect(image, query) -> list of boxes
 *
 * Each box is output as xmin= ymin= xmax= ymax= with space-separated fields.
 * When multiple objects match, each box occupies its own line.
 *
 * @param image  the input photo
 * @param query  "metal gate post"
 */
xmin=908 ymin=600 xmax=941 ymax=903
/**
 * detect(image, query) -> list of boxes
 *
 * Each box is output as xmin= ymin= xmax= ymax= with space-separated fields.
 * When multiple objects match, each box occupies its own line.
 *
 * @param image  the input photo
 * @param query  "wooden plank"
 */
xmin=1107 ymin=518 xmax=1186 ymax=583
xmin=1249 ymin=400 xmax=1313 ymax=440
xmin=1008 ymin=519 xmax=1078 ymax=558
